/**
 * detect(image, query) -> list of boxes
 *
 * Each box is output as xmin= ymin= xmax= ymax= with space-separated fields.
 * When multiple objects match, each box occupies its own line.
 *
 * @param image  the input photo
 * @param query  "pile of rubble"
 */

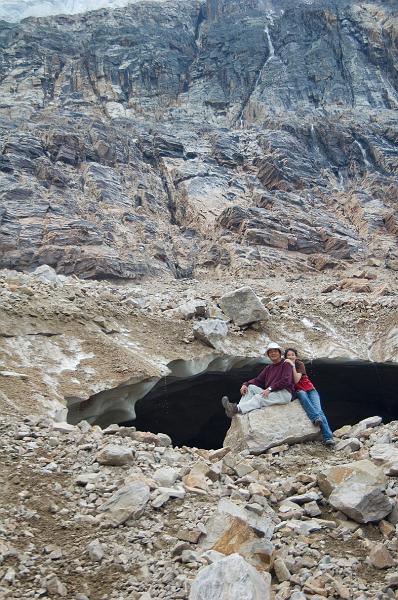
xmin=0 ymin=410 xmax=397 ymax=599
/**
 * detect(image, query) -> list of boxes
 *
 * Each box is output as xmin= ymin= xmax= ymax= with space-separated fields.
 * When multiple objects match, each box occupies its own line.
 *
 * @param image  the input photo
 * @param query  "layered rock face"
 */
xmin=0 ymin=0 xmax=397 ymax=280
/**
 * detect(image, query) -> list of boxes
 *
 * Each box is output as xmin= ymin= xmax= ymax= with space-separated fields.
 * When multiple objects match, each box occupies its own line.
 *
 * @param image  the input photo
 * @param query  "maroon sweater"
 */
xmin=243 ymin=360 xmax=294 ymax=395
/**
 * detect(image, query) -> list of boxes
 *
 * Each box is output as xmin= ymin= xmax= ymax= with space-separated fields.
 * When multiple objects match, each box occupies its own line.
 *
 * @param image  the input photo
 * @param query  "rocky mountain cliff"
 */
xmin=0 ymin=0 xmax=397 ymax=280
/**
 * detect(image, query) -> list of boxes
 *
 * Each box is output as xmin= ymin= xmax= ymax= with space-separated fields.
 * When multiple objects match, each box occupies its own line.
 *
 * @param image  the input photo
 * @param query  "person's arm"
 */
xmin=293 ymin=360 xmax=306 ymax=384
xmin=285 ymin=359 xmax=307 ymax=384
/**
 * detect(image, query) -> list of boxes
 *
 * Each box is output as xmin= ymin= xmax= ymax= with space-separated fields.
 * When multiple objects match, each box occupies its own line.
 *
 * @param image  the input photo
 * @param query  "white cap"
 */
xmin=266 ymin=342 xmax=283 ymax=354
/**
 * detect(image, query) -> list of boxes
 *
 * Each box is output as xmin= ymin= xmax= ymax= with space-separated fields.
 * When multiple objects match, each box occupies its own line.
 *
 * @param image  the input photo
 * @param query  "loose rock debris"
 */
xmin=0 ymin=414 xmax=397 ymax=599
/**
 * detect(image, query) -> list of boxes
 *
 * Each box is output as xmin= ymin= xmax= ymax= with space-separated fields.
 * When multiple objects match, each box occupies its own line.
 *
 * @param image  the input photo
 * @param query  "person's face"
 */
xmin=286 ymin=350 xmax=297 ymax=361
xmin=268 ymin=349 xmax=282 ymax=362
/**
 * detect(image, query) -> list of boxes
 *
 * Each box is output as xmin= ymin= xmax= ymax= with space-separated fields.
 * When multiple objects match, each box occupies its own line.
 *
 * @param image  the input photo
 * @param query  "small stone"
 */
xmin=98 ymin=482 xmax=150 ymax=526
xmin=45 ymin=574 xmax=67 ymax=597
xmin=369 ymin=543 xmax=395 ymax=569
xmin=335 ymin=438 xmax=361 ymax=452
xmin=385 ymin=573 xmax=398 ymax=587
xmin=274 ymin=557 xmax=291 ymax=582
xmin=177 ymin=528 xmax=202 ymax=544
xmin=3 ymin=567 xmax=16 ymax=584
xmin=97 ymin=445 xmax=133 ymax=466
xmin=304 ymin=501 xmax=322 ymax=517
xmin=380 ymin=520 xmax=396 ymax=538
xmin=87 ymin=539 xmax=105 ymax=562
xmin=152 ymin=466 xmax=178 ymax=487
xmin=52 ymin=422 xmax=76 ymax=434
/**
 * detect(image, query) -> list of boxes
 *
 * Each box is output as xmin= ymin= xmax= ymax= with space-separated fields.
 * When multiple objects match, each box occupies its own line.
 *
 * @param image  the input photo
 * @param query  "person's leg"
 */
xmin=259 ymin=389 xmax=291 ymax=407
xmin=237 ymin=385 xmax=265 ymax=414
xmin=296 ymin=390 xmax=318 ymax=423
xmin=307 ymin=389 xmax=334 ymax=441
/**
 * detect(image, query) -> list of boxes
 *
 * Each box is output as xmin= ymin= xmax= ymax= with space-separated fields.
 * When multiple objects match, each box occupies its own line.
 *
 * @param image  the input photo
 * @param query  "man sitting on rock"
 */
xmin=222 ymin=342 xmax=294 ymax=418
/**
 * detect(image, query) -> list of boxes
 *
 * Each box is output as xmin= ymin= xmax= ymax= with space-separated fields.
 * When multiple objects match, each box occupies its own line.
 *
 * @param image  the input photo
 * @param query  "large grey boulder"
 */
xmin=329 ymin=483 xmax=392 ymax=523
xmin=218 ymin=287 xmax=268 ymax=327
xmin=223 ymin=400 xmax=319 ymax=454
xmin=317 ymin=459 xmax=387 ymax=497
xmin=193 ymin=319 xmax=228 ymax=350
xmin=98 ymin=482 xmax=150 ymax=526
xmin=189 ymin=553 xmax=272 ymax=600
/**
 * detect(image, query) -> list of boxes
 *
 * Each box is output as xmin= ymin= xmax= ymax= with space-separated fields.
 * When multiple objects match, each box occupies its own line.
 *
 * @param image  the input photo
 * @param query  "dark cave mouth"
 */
xmin=124 ymin=359 xmax=398 ymax=450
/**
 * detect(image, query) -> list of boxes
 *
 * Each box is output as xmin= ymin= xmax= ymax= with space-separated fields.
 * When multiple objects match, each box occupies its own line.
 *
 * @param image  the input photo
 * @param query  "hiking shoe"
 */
xmin=324 ymin=438 xmax=335 ymax=447
xmin=313 ymin=418 xmax=322 ymax=427
xmin=221 ymin=396 xmax=238 ymax=418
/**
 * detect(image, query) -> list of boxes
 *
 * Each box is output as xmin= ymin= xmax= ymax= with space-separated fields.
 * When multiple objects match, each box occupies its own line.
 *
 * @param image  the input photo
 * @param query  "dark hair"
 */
xmin=284 ymin=347 xmax=298 ymax=358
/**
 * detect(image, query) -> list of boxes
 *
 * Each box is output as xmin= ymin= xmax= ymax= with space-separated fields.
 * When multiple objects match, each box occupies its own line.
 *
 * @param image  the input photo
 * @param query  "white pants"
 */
xmin=238 ymin=384 xmax=292 ymax=415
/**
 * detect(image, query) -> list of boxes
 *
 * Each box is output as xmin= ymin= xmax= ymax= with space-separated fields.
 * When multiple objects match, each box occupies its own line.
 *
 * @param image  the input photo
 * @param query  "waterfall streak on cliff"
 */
xmin=354 ymin=139 xmax=371 ymax=168
xmin=238 ymin=25 xmax=275 ymax=127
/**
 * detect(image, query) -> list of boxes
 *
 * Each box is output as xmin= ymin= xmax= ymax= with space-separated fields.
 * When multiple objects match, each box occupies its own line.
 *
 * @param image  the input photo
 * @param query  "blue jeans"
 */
xmin=296 ymin=389 xmax=333 ymax=441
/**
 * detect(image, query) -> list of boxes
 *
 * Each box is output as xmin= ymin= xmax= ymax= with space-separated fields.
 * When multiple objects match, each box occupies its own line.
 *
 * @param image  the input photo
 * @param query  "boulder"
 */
xmin=199 ymin=498 xmax=274 ymax=572
xmin=348 ymin=416 xmax=382 ymax=438
xmin=317 ymin=459 xmax=387 ymax=497
xmin=368 ymin=543 xmax=395 ymax=569
xmin=223 ymin=400 xmax=319 ymax=454
xmin=97 ymin=445 xmax=133 ymax=466
xmin=98 ymin=482 xmax=150 ymax=526
xmin=33 ymin=264 xmax=64 ymax=284
xmin=218 ymin=287 xmax=268 ymax=327
xmin=193 ymin=319 xmax=228 ymax=350
xmin=189 ymin=553 xmax=272 ymax=600
xmin=329 ymin=483 xmax=392 ymax=523
xmin=370 ymin=444 xmax=398 ymax=471
xmin=335 ymin=438 xmax=361 ymax=453
xmin=183 ymin=461 xmax=210 ymax=491
xmin=152 ymin=466 xmax=179 ymax=487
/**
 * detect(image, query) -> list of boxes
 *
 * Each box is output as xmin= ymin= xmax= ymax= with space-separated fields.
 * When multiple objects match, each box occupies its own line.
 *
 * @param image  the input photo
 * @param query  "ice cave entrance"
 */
xmin=67 ymin=357 xmax=398 ymax=450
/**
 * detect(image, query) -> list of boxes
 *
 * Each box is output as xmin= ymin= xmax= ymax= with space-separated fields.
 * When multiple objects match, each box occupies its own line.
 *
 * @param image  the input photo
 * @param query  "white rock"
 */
xmin=158 ymin=486 xmax=186 ymax=499
xmin=224 ymin=400 xmax=319 ymax=454
xmin=317 ymin=459 xmax=387 ymax=497
xmin=157 ymin=433 xmax=172 ymax=447
xmin=335 ymin=438 xmax=361 ymax=452
xmin=370 ymin=444 xmax=398 ymax=470
xmin=44 ymin=574 xmax=67 ymax=597
xmin=152 ymin=493 xmax=171 ymax=508
xmin=0 ymin=370 xmax=28 ymax=379
xmin=193 ymin=319 xmax=228 ymax=350
xmin=349 ymin=416 xmax=382 ymax=437
xmin=97 ymin=445 xmax=133 ymax=466
xmin=52 ymin=422 xmax=76 ymax=434
xmin=329 ymin=483 xmax=392 ymax=523
xmin=98 ymin=482 xmax=150 ymax=526
xmin=102 ymin=424 xmax=120 ymax=435
xmin=87 ymin=539 xmax=105 ymax=562
xmin=218 ymin=287 xmax=268 ymax=327
xmin=152 ymin=466 xmax=179 ymax=487
xmin=33 ymin=264 xmax=64 ymax=284
xmin=3 ymin=567 xmax=16 ymax=583
xmin=75 ymin=473 xmax=99 ymax=486
xmin=189 ymin=553 xmax=272 ymax=600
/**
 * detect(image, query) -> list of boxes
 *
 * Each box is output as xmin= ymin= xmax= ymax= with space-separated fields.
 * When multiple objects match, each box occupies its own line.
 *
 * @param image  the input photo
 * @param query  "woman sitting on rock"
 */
xmin=284 ymin=348 xmax=335 ymax=447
